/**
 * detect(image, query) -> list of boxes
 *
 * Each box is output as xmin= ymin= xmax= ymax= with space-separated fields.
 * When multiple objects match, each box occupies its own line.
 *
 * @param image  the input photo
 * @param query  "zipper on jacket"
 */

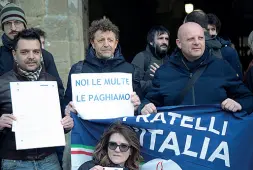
xmin=192 ymin=86 xmax=195 ymax=105
xmin=181 ymin=58 xmax=190 ymax=71
xmin=189 ymin=73 xmax=195 ymax=105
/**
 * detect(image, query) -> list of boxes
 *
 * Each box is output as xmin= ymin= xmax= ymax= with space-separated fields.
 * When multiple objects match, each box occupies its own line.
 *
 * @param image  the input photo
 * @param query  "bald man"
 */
xmin=140 ymin=22 xmax=253 ymax=115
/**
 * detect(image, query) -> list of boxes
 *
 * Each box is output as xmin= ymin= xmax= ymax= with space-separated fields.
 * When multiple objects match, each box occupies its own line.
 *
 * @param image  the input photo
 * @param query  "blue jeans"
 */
xmin=56 ymin=146 xmax=64 ymax=168
xmin=1 ymin=153 xmax=61 ymax=170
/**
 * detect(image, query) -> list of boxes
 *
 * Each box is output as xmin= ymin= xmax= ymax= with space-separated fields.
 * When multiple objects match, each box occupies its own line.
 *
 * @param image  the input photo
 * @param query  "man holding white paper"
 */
xmin=0 ymin=29 xmax=73 ymax=170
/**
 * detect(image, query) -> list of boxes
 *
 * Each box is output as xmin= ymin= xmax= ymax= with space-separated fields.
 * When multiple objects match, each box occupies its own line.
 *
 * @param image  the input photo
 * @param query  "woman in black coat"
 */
xmin=78 ymin=122 xmax=141 ymax=170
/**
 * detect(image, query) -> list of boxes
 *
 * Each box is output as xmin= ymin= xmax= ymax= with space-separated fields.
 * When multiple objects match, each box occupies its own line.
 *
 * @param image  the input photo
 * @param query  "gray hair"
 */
xmin=248 ymin=31 xmax=253 ymax=51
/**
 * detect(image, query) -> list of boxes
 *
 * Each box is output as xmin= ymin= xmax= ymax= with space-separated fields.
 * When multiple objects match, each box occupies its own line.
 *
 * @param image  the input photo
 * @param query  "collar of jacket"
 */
xmin=216 ymin=36 xmax=232 ymax=46
xmin=205 ymin=32 xmax=222 ymax=50
xmin=85 ymin=44 xmax=126 ymax=68
xmin=12 ymin=63 xmax=47 ymax=81
xmin=2 ymin=33 xmax=14 ymax=50
xmin=168 ymin=49 xmax=214 ymax=70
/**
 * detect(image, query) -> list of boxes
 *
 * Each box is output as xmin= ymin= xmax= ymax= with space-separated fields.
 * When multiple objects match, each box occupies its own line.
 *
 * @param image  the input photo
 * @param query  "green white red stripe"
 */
xmin=71 ymin=144 xmax=94 ymax=156
xmin=71 ymin=144 xmax=95 ymax=170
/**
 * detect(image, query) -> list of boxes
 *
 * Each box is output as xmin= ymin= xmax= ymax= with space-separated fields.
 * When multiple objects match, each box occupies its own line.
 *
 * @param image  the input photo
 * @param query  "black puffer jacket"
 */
xmin=64 ymin=45 xmax=142 ymax=107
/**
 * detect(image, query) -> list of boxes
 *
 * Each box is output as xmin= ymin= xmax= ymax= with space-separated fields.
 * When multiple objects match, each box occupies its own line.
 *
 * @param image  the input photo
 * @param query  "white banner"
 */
xmin=71 ymin=73 xmax=134 ymax=120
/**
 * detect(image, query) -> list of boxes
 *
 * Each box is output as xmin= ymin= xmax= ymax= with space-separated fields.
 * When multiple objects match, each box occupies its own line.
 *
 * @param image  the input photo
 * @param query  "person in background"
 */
xmin=140 ymin=22 xmax=253 ymax=115
xmin=131 ymin=26 xmax=170 ymax=95
xmin=244 ymin=31 xmax=253 ymax=75
xmin=244 ymin=31 xmax=253 ymax=92
xmin=207 ymin=13 xmax=242 ymax=79
xmin=184 ymin=10 xmax=243 ymax=79
xmin=0 ymin=3 xmax=64 ymax=98
xmin=33 ymin=27 xmax=46 ymax=49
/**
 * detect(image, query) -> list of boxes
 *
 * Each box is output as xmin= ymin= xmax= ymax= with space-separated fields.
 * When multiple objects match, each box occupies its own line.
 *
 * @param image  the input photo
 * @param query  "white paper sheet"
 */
xmin=10 ymin=81 xmax=65 ymax=150
xmin=71 ymin=73 xmax=134 ymax=120
xmin=104 ymin=168 xmax=123 ymax=170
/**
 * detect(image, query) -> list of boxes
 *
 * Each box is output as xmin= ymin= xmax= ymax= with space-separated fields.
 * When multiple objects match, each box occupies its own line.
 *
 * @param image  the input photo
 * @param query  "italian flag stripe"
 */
xmin=71 ymin=144 xmax=95 ymax=150
xmin=71 ymin=150 xmax=93 ymax=156
xmin=71 ymin=144 xmax=94 ymax=156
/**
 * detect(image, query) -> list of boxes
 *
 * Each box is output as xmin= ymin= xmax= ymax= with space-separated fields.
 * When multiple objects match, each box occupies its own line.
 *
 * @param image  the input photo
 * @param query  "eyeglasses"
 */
xmin=108 ymin=142 xmax=130 ymax=152
xmin=4 ymin=20 xmax=23 ymax=28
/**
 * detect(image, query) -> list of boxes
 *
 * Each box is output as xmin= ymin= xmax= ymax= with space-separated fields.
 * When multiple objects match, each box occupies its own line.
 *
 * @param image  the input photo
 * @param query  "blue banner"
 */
xmin=71 ymin=105 xmax=253 ymax=170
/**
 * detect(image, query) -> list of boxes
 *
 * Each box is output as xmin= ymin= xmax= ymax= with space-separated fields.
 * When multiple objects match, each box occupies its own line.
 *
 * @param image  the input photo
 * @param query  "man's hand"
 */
xmin=89 ymin=165 xmax=104 ymax=170
xmin=150 ymin=63 xmax=160 ymax=77
xmin=0 ymin=114 xmax=16 ymax=130
xmin=221 ymin=98 xmax=242 ymax=112
xmin=131 ymin=92 xmax=141 ymax=111
xmin=61 ymin=115 xmax=74 ymax=131
xmin=65 ymin=101 xmax=77 ymax=116
xmin=141 ymin=103 xmax=157 ymax=115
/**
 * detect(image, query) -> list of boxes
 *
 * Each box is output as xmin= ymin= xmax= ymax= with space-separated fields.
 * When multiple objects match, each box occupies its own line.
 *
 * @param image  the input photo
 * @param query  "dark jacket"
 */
xmin=64 ymin=45 xmax=142 ymax=107
xmin=131 ymin=44 xmax=169 ymax=95
xmin=205 ymin=33 xmax=223 ymax=58
xmin=140 ymin=50 xmax=253 ymax=114
xmin=0 ymin=66 xmax=65 ymax=160
xmin=245 ymin=66 xmax=253 ymax=92
xmin=205 ymin=34 xmax=243 ymax=79
xmin=218 ymin=37 xmax=243 ymax=79
xmin=0 ymin=34 xmax=65 ymax=104
xmin=78 ymin=160 xmax=129 ymax=170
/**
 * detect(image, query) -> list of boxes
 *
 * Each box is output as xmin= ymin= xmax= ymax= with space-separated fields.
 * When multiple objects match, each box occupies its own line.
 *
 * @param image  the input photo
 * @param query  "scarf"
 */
xmin=17 ymin=65 xmax=42 ymax=81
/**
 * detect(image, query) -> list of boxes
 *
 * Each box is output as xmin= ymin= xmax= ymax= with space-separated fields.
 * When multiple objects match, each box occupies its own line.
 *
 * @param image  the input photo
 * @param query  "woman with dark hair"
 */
xmin=78 ymin=122 xmax=141 ymax=170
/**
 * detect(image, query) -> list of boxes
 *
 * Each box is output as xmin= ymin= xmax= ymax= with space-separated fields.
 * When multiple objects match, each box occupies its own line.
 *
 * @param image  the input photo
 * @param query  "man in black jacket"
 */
xmin=131 ymin=26 xmax=170 ymax=95
xmin=184 ymin=10 xmax=243 ymax=79
xmin=0 ymin=3 xmax=66 ymax=167
xmin=64 ymin=18 xmax=141 ymax=115
xmin=33 ymin=27 xmax=46 ymax=49
xmin=0 ymin=3 xmax=64 ymax=96
xmin=140 ymin=22 xmax=253 ymax=115
xmin=0 ymin=29 xmax=73 ymax=170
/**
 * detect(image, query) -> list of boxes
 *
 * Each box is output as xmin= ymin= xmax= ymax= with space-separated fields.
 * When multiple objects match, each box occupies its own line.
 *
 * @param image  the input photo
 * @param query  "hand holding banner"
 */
xmin=71 ymin=73 xmax=134 ymax=119
xmin=71 ymin=105 xmax=253 ymax=170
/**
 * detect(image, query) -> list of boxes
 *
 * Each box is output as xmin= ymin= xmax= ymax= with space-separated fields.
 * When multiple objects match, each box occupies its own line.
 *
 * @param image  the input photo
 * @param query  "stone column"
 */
xmin=15 ymin=0 xmax=89 ymax=86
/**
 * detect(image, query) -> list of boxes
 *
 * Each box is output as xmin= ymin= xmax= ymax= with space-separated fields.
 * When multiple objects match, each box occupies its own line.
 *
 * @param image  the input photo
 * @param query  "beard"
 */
xmin=155 ymin=44 xmax=168 ymax=55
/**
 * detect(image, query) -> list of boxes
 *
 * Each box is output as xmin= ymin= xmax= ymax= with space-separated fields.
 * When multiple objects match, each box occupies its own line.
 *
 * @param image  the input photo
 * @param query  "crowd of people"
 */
xmin=0 ymin=2 xmax=253 ymax=170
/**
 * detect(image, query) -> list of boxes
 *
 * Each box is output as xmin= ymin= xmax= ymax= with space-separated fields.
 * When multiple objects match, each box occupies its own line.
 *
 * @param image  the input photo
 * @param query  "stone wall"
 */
xmin=8 ymin=0 xmax=89 ymax=86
